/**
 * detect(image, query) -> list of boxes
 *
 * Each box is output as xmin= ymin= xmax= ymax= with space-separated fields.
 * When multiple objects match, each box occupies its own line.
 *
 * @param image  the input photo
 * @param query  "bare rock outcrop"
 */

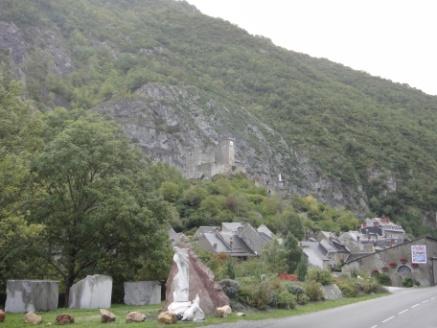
xmin=165 ymin=247 xmax=229 ymax=315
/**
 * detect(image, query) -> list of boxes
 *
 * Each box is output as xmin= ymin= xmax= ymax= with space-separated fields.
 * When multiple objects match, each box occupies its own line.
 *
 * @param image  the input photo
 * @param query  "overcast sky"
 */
xmin=184 ymin=0 xmax=437 ymax=96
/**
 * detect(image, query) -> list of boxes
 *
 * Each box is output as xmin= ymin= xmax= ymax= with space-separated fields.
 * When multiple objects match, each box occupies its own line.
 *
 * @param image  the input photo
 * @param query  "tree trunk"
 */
xmin=65 ymin=252 xmax=77 ymax=307
xmin=64 ymin=275 xmax=76 ymax=307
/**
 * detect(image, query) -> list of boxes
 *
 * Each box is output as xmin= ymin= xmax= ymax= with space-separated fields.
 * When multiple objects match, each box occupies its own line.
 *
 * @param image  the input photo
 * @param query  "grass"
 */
xmin=3 ymin=293 xmax=386 ymax=327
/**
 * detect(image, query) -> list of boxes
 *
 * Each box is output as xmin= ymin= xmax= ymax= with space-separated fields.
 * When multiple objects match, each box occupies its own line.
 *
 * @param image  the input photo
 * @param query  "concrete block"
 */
xmin=123 ymin=281 xmax=161 ymax=305
xmin=69 ymin=274 xmax=112 ymax=309
xmin=5 ymin=280 xmax=59 ymax=313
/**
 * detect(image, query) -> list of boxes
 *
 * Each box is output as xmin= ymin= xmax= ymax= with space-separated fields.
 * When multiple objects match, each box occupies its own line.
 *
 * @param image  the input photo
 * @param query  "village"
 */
xmin=3 ymin=138 xmax=437 ymax=326
xmin=4 ymin=213 xmax=437 ymax=325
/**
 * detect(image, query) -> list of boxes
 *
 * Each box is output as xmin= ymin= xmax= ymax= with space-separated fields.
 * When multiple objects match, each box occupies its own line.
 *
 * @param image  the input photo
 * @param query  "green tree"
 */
xmin=284 ymin=233 xmax=303 ymax=273
xmin=261 ymin=239 xmax=288 ymax=273
xmin=160 ymin=181 xmax=182 ymax=203
xmin=0 ymin=72 xmax=45 ymax=290
xmin=283 ymin=210 xmax=305 ymax=239
xmin=296 ymin=257 xmax=308 ymax=281
xmin=30 ymin=113 xmax=171 ymax=301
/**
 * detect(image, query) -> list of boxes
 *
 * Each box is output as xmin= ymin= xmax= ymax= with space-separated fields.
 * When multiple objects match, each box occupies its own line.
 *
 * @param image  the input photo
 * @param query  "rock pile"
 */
xmin=126 ymin=311 xmax=146 ymax=323
xmin=24 ymin=312 xmax=42 ymax=325
xmin=158 ymin=311 xmax=177 ymax=325
xmin=100 ymin=309 xmax=116 ymax=323
xmin=55 ymin=314 xmax=74 ymax=325
xmin=216 ymin=305 xmax=232 ymax=318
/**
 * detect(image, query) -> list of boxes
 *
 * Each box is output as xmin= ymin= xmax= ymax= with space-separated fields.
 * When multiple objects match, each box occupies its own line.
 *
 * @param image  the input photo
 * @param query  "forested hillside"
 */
xmin=1 ymin=0 xmax=437 ymax=235
xmin=0 ymin=73 xmax=359 ymax=295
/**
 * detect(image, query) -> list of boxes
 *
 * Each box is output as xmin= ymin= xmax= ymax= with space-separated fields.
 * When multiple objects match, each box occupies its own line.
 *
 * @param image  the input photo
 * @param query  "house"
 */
xmin=193 ymin=226 xmax=219 ymax=240
xmin=342 ymin=236 xmax=437 ymax=287
xmin=360 ymin=217 xmax=406 ymax=247
xmin=301 ymin=232 xmax=350 ymax=270
xmin=338 ymin=231 xmax=375 ymax=261
xmin=194 ymin=222 xmax=274 ymax=259
xmin=258 ymin=224 xmax=274 ymax=239
xmin=300 ymin=240 xmax=331 ymax=269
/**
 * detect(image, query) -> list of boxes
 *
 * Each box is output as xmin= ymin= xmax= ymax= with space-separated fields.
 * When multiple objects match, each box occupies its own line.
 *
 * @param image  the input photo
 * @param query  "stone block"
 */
xmin=321 ymin=284 xmax=343 ymax=300
xmin=68 ymin=275 xmax=112 ymax=309
xmin=5 ymin=280 xmax=59 ymax=313
xmin=123 ymin=281 xmax=161 ymax=305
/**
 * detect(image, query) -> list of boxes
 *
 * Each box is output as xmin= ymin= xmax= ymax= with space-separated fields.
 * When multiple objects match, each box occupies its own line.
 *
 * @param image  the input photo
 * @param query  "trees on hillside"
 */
xmin=30 ymin=112 xmax=171 ymax=300
xmin=0 ymin=74 xmax=45 ymax=291
xmin=0 ymin=78 xmax=173 ymax=300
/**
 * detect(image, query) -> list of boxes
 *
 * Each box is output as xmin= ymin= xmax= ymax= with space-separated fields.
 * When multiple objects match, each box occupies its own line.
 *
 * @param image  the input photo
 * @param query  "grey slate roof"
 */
xmin=193 ymin=226 xmax=219 ymax=239
xmin=301 ymin=241 xmax=329 ymax=268
xmin=196 ymin=222 xmax=274 ymax=257
xmin=257 ymin=224 xmax=274 ymax=238
xmin=222 ymin=222 xmax=243 ymax=233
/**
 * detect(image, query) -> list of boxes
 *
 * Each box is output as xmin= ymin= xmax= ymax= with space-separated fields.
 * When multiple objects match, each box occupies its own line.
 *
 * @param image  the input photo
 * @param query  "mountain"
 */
xmin=1 ymin=0 xmax=437 ymax=234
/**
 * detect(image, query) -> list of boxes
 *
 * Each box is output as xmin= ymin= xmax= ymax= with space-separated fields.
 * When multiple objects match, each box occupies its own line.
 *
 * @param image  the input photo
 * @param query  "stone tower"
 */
xmin=215 ymin=137 xmax=235 ymax=168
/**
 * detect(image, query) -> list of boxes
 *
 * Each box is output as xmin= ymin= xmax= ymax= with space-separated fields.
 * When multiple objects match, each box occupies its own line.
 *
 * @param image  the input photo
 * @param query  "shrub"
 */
xmin=226 ymin=258 xmax=236 ymax=279
xmin=337 ymin=279 xmax=358 ymax=297
xmin=276 ymin=290 xmax=297 ymax=309
xmin=297 ymin=257 xmax=308 ymax=281
xmin=337 ymin=275 xmax=381 ymax=297
xmin=402 ymin=278 xmax=414 ymax=287
xmin=296 ymin=293 xmax=310 ymax=305
xmin=236 ymin=258 xmax=271 ymax=279
xmin=376 ymin=273 xmax=392 ymax=286
xmin=307 ymin=268 xmax=333 ymax=285
xmin=286 ymin=283 xmax=305 ymax=296
xmin=239 ymin=280 xmax=273 ymax=310
xmin=304 ymin=280 xmax=323 ymax=301
xmin=219 ymin=279 xmax=240 ymax=299
xmin=357 ymin=277 xmax=379 ymax=294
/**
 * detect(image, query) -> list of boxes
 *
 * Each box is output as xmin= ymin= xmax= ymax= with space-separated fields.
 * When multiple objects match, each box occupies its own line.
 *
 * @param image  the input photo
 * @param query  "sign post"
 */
xmin=411 ymin=245 xmax=427 ymax=264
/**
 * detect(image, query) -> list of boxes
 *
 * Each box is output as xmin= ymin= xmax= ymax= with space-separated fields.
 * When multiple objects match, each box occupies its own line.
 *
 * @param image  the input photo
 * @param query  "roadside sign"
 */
xmin=411 ymin=245 xmax=427 ymax=264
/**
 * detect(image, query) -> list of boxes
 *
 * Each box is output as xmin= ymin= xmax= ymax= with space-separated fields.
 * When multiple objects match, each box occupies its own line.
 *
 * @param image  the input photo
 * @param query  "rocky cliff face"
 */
xmin=0 ymin=21 xmax=73 ymax=77
xmin=0 ymin=15 xmax=369 ymax=214
xmin=96 ymin=83 xmax=369 ymax=215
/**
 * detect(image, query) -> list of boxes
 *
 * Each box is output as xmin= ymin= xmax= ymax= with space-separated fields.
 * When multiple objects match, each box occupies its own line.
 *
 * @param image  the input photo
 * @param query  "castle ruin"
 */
xmin=185 ymin=138 xmax=238 ymax=179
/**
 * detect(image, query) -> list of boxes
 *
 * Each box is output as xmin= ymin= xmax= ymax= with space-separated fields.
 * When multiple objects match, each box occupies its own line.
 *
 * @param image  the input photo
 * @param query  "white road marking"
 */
xmin=370 ymin=325 xmax=378 ymax=328
xmin=382 ymin=316 xmax=395 ymax=323
xmin=421 ymin=299 xmax=429 ymax=304
xmin=398 ymin=309 xmax=409 ymax=315
xmin=411 ymin=303 xmax=420 ymax=309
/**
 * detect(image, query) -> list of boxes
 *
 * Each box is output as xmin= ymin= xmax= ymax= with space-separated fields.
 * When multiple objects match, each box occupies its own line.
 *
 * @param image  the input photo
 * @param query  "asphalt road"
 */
xmin=206 ymin=287 xmax=437 ymax=328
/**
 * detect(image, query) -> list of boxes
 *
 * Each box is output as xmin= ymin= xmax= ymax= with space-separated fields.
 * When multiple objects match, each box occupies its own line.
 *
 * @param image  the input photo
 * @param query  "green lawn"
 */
xmin=4 ymin=293 xmax=386 ymax=327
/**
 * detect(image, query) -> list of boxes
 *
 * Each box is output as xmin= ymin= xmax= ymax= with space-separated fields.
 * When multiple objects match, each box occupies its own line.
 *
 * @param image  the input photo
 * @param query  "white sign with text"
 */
xmin=411 ymin=244 xmax=427 ymax=264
